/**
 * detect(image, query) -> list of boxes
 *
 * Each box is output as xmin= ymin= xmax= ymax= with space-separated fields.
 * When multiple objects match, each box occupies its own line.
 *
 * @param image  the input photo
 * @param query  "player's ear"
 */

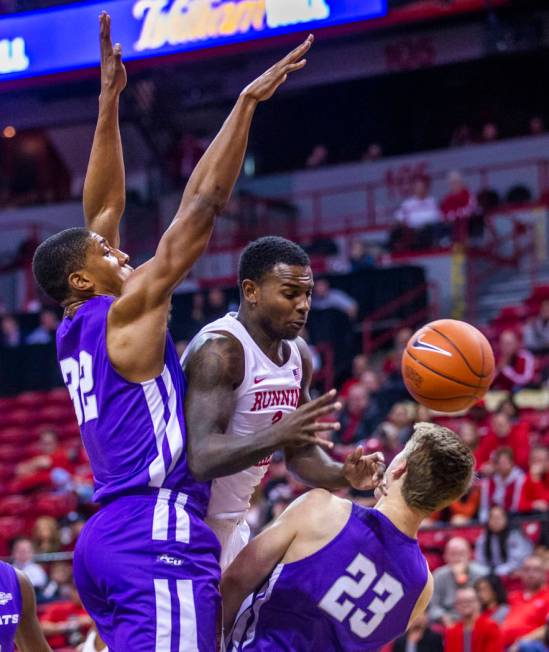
xmin=391 ymin=458 xmax=407 ymax=481
xmin=242 ymin=279 xmax=258 ymax=307
xmin=68 ymin=269 xmax=94 ymax=293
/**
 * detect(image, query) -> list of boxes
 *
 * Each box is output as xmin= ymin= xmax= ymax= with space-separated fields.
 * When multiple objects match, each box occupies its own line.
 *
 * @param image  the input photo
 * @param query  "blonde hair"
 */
xmin=402 ymin=422 xmax=474 ymax=514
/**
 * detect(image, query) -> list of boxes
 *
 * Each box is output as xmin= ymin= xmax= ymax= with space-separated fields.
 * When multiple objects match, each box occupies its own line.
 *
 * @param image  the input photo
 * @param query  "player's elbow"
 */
xmin=187 ymin=448 xmax=214 ymax=482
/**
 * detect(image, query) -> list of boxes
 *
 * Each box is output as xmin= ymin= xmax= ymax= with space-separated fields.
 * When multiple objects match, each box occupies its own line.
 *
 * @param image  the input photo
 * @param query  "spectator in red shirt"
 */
xmin=502 ymin=554 xmax=549 ymax=648
xmin=476 ymin=412 xmax=530 ymax=472
xmin=475 ymin=574 xmax=509 ymax=624
xmin=339 ymin=353 xmax=369 ymax=399
xmin=479 ymin=448 xmax=526 ymax=522
xmin=519 ymin=446 xmax=549 ymax=514
xmin=440 ymin=170 xmax=477 ymax=240
xmin=444 ymin=586 xmax=504 ymax=652
xmin=40 ymin=584 xmax=92 ymax=649
xmin=9 ymin=428 xmax=75 ymax=494
xmin=493 ymin=330 xmax=536 ymax=392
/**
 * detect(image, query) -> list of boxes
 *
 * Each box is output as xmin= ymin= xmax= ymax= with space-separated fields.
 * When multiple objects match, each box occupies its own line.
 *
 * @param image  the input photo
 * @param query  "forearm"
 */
xmin=286 ymin=444 xmax=347 ymax=490
xmin=190 ymin=427 xmax=281 ymax=482
xmin=221 ymin=574 xmax=256 ymax=633
xmin=177 ymin=94 xmax=256 ymax=217
xmin=83 ymin=92 xmax=125 ymax=246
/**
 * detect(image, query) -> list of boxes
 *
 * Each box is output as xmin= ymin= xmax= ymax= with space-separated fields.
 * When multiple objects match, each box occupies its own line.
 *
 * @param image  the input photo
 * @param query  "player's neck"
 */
xmin=374 ymin=496 xmax=422 ymax=540
xmin=237 ymin=308 xmax=284 ymax=363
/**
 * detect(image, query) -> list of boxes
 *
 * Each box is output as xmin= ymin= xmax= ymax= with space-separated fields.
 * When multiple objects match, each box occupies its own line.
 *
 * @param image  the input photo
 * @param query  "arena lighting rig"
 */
xmin=0 ymin=0 xmax=386 ymax=81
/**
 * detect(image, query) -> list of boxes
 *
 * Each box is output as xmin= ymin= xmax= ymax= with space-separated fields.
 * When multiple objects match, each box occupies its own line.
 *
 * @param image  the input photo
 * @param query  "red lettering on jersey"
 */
xmin=251 ymin=392 xmax=263 ymax=412
xmin=250 ymin=388 xmax=302 ymax=411
xmin=255 ymin=454 xmax=273 ymax=467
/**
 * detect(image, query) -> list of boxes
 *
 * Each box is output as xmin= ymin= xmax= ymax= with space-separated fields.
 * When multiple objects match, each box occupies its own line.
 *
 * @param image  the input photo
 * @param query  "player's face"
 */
xmin=84 ymin=233 xmax=134 ymax=296
xmin=254 ymin=264 xmax=314 ymax=340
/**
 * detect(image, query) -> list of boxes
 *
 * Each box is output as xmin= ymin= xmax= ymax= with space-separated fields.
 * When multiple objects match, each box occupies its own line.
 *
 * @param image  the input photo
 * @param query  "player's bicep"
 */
xmin=296 ymin=337 xmax=314 ymax=406
xmin=183 ymin=335 xmax=241 ymax=442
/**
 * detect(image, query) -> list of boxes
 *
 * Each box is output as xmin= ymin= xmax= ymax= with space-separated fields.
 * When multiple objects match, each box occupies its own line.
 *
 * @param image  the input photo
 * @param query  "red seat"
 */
xmin=418 ymin=529 xmax=448 ymax=551
xmin=447 ymin=525 xmax=484 ymax=546
xmin=3 ymin=409 xmax=41 ymax=428
xmin=521 ymin=521 xmax=542 ymax=545
xmin=37 ymin=405 xmax=75 ymax=425
xmin=0 ymin=494 xmax=33 ymax=517
xmin=0 ymin=445 xmax=25 ymax=463
xmin=45 ymin=387 xmax=71 ymax=406
xmin=0 ymin=427 xmax=34 ymax=445
xmin=0 ymin=516 xmax=27 ymax=554
xmin=15 ymin=391 xmax=48 ymax=409
xmin=34 ymin=493 xmax=77 ymax=519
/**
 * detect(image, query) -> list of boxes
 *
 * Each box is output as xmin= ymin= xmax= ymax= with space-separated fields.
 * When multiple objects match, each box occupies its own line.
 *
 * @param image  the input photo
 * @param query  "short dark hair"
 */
xmin=402 ymin=423 xmax=475 ymax=513
xmin=238 ymin=236 xmax=310 ymax=288
xmin=474 ymin=574 xmax=508 ymax=606
xmin=32 ymin=227 xmax=91 ymax=303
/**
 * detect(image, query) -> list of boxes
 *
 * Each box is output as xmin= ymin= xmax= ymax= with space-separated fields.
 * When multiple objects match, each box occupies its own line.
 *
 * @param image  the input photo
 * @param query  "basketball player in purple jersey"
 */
xmin=32 ymin=12 xmax=316 ymax=651
xmin=222 ymin=423 xmax=475 ymax=651
xmin=182 ymin=237 xmax=384 ymax=568
xmin=0 ymin=559 xmax=51 ymax=651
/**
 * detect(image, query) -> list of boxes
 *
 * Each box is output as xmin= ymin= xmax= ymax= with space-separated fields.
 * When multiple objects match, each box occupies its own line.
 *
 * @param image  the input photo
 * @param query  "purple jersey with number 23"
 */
xmin=228 ymin=504 xmax=428 ymax=652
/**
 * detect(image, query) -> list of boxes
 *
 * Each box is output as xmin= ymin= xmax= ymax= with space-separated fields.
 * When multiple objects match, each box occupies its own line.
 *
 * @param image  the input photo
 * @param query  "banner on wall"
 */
xmin=0 ymin=0 xmax=386 ymax=81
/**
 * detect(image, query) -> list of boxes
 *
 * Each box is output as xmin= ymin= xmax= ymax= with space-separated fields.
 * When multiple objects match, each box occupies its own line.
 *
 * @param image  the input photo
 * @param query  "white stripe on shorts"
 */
xmin=152 ymin=488 xmax=172 ymax=541
xmin=174 ymin=493 xmax=190 ymax=543
xmin=177 ymin=579 xmax=198 ymax=652
xmin=154 ymin=578 xmax=172 ymax=652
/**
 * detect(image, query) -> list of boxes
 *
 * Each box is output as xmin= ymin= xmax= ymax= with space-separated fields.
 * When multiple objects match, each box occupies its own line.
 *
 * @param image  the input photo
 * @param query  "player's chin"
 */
xmin=284 ymin=321 xmax=306 ymax=339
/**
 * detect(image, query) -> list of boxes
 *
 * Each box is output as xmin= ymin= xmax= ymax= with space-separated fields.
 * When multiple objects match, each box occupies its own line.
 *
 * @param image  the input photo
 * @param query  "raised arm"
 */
xmin=284 ymin=339 xmax=385 ymax=491
xmin=117 ymin=36 xmax=314 ymax=317
xmin=83 ymin=12 xmax=127 ymax=248
xmin=14 ymin=570 xmax=52 ymax=652
xmin=183 ymin=333 xmax=339 ymax=481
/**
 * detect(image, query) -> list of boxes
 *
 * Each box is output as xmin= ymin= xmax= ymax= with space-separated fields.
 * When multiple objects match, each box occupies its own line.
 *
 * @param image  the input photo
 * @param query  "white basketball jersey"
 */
xmin=183 ymin=313 xmax=303 ymax=521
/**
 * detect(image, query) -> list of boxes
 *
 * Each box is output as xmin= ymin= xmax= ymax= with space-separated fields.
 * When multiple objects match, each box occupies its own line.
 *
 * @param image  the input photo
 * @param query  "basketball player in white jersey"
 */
xmin=182 ymin=237 xmax=384 ymax=569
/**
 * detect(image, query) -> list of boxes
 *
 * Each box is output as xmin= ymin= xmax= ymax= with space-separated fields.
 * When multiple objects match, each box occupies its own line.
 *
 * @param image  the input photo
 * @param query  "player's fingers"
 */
xmin=305 ymin=436 xmax=334 ymax=451
xmin=310 ymin=402 xmax=341 ymax=419
xmin=305 ymin=389 xmax=337 ymax=410
xmin=304 ymin=421 xmax=340 ymax=433
xmin=345 ymin=446 xmax=362 ymax=465
xmin=285 ymin=60 xmax=307 ymax=74
xmin=282 ymin=34 xmax=314 ymax=64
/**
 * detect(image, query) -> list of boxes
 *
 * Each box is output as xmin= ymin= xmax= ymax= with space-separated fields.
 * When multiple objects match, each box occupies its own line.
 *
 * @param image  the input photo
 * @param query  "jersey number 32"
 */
xmin=60 ymin=352 xmax=98 ymax=426
xmin=318 ymin=553 xmax=404 ymax=639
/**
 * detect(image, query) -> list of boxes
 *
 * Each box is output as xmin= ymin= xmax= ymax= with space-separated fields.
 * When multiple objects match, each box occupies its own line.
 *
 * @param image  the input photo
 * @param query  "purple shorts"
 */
xmin=73 ymin=488 xmax=221 ymax=651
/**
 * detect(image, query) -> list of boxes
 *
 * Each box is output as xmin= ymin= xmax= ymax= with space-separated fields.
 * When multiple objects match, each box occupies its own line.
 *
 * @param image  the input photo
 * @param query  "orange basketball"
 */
xmin=402 ymin=319 xmax=495 ymax=413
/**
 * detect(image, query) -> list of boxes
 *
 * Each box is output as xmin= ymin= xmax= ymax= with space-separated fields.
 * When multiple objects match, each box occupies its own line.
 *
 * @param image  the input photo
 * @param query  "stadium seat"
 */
xmin=0 ymin=494 xmax=33 ymax=517
xmin=34 ymin=493 xmax=77 ymax=519
xmin=0 ymin=445 xmax=25 ymax=463
xmin=0 ymin=517 xmax=27 ymax=555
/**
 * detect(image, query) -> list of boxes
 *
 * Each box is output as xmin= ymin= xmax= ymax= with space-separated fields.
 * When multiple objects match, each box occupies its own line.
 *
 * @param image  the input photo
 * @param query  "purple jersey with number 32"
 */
xmin=228 ymin=504 xmax=428 ymax=652
xmin=56 ymin=295 xmax=210 ymax=513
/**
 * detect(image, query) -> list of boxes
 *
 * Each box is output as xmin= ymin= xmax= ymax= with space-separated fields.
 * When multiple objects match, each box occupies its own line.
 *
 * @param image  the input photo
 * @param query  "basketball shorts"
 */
xmin=74 ymin=488 xmax=221 ymax=652
xmin=206 ymin=517 xmax=251 ymax=571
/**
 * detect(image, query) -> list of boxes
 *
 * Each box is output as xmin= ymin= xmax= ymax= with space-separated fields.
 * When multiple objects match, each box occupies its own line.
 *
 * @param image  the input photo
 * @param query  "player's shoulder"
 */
xmin=284 ymin=489 xmax=349 ymax=533
xmin=294 ymin=336 xmax=311 ymax=359
xmin=183 ymin=330 xmax=245 ymax=387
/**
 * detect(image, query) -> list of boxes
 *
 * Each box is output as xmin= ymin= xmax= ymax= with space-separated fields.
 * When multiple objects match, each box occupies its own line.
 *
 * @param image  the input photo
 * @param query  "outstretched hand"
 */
xmin=343 ymin=448 xmax=386 ymax=492
xmin=241 ymin=34 xmax=314 ymax=103
xmin=99 ymin=11 xmax=127 ymax=96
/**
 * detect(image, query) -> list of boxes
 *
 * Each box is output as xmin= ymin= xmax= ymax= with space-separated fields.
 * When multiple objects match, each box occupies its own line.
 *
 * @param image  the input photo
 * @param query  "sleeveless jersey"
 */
xmin=182 ymin=313 xmax=302 ymax=520
xmin=0 ymin=561 xmax=22 ymax=652
xmin=228 ymin=504 xmax=429 ymax=652
xmin=56 ymin=295 xmax=210 ymax=515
